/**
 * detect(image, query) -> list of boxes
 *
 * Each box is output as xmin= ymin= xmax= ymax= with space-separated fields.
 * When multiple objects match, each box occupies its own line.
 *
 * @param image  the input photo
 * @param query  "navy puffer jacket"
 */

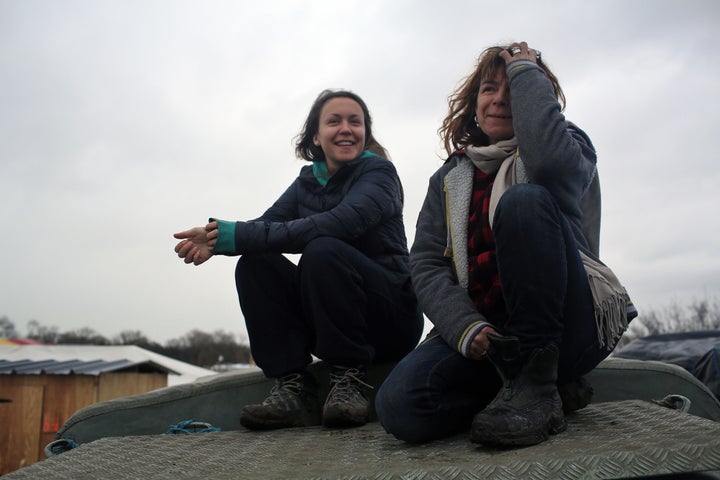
xmin=213 ymin=154 xmax=411 ymax=276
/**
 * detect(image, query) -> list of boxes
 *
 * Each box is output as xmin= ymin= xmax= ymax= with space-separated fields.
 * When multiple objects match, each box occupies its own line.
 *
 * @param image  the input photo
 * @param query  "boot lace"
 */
xmin=328 ymin=367 xmax=373 ymax=402
xmin=263 ymin=372 xmax=304 ymax=406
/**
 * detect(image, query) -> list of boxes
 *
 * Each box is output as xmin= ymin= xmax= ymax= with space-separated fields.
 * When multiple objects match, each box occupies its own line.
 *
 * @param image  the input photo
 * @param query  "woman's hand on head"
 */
xmin=173 ymin=222 xmax=217 ymax=266
xmin=500 ymin=41 xmax=540 ymax=65
xmin=469 ymin=325 xmax=501 ymax=360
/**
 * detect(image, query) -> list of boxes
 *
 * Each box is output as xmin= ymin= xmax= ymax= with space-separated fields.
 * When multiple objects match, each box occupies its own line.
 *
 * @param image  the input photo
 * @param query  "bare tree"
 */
xmin=163 ymin=329 xmax=251 ymax=367
xmin=57 ymin=327 xmax=110 ymax=345
xmin=6 ymin=315 xmax=251 ymax=368
xmin=26 ymin=319 xmax=60 ymax=344
xmin=619 ymin=296 xmax=720 ymax=347
xmin=0 ymin=316 xmax=18 ymax=338
xmin=210 ymin=329 xmax=252 ymax=365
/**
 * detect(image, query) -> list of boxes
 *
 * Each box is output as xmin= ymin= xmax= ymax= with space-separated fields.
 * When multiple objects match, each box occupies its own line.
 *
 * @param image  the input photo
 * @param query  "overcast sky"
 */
xmin=1 ymin=0 xmax=718 ymax=344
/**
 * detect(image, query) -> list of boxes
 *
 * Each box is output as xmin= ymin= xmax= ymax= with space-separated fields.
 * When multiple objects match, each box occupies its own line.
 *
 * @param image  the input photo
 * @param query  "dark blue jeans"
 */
xmin=376 ymin=184 xmax=611 ymax=443
xmin=235 ymin=237 xmax=423 ymax=378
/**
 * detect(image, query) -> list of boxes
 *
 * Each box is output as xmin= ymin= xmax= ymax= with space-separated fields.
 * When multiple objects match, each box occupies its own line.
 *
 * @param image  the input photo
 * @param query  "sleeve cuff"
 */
xmin=209 ymin=217 xmax=237 ymax=255
xmin=506 ymin=59 xmax=540 ymax=78
xmin=458 ymin=321 xmax=493 ymax=358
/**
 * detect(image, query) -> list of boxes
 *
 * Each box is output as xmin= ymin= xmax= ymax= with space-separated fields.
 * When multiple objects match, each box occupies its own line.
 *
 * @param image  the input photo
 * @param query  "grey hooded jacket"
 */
xmin=410 ymin=60 xmax=602 ymax=357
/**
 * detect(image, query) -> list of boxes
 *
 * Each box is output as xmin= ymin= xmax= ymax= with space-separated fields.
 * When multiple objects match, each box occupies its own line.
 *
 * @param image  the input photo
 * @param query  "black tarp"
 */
xmin=614 ymin=330 xmax=720 ymax=399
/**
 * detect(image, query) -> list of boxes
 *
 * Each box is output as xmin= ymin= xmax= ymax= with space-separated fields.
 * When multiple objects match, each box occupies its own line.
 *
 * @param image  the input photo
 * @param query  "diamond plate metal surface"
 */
xmin=5 ymin=400 xmax=720 ymax=479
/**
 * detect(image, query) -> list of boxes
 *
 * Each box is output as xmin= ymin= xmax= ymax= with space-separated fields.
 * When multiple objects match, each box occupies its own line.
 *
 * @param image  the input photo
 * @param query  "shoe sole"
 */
xmin=470 ymin=417 xmax=568 ymax=447
xmin=322 ymin=416 xmax=367 ymax=428
xmin=322 ymin=406 xmax=368 ymax=428
xmin=240 ymin=411 xmax=320 ymax=430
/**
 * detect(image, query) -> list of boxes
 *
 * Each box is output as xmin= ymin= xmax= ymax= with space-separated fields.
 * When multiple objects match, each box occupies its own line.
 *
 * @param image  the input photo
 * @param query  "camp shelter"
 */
xmin=0 ymin=344 xmax=215 ymax=474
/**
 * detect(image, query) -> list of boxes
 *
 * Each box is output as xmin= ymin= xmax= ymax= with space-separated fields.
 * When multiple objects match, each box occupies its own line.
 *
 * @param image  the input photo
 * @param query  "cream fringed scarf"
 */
xmin=465 ymin=139 xmax=518 ymax=174
xmin=465 ymin=139 xmax=630 ymax=350
xmin=578 ymin=251 xmax=631 ymax=350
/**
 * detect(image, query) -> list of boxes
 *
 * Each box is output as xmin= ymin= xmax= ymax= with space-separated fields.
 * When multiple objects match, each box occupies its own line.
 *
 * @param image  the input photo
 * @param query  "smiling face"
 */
xmin=313 ymin=97 xmax=366 ymax=174
xmin=475 ymin=70 xmax=514 ymax=145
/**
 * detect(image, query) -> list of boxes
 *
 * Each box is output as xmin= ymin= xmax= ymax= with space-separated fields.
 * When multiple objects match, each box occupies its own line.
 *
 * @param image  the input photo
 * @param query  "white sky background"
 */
xmin=1 ymin=0 xmax=718 ymax=344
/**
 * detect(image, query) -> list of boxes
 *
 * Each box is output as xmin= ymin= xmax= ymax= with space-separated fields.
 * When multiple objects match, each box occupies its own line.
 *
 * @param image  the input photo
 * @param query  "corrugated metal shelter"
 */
xmin=0 ymin=345 xmax=216 ymax=474
xmin=0 ymin=345 xmax=216 ymax=385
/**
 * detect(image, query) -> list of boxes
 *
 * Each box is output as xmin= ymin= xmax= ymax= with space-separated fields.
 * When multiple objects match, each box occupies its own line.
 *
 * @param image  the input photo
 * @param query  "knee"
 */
xmin=235 ymin=254 xmax=264 ymax=279
xmin=298 ymin=237 xmax=353 ymax=278
xmin=235 ymin=255 xmax=253 ymax=282
xmin=493 ymin=184 xmax=560 ymax=236
xmin=375 ymin=383 xmax=420 ymax=443
xmin=235 ymin=254 xmax=281 ymax=288
xmin=496 ymin=184 xmax=554 ymax=217
xmin=375 ymin=373 xmax=438 ymax=444
xmin=301 ymin=237 xmax=346 ymax=263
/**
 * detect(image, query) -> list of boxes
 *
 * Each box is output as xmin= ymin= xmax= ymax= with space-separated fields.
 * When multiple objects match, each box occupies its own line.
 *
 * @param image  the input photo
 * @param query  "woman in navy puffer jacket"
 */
xmin=174 ymin=89 xmax=423 ymax=431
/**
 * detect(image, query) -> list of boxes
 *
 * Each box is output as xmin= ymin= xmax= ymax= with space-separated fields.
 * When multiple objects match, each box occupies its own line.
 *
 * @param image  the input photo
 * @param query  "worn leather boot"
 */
xmin=470 ymin=334 xmax=566 ymax=446
xmin=240 ymin=371 xmax=321 ymax=430
xmin=558 ymin=376 xmax=593 ymax=413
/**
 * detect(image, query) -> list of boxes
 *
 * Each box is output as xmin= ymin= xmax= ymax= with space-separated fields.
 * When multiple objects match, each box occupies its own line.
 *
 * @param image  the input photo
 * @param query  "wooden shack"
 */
xmin=0 ymin=345 xmax=216 ymax=475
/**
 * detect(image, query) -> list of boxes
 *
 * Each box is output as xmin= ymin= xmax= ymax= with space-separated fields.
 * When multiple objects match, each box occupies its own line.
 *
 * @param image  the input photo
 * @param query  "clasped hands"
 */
xmin=173 ymin=221 xmax=219 ymax=266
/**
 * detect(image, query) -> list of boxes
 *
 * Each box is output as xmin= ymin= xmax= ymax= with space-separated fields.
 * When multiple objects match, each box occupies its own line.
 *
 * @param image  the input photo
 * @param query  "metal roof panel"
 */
xmin=0 ymin=358 xmax=168 ymax=376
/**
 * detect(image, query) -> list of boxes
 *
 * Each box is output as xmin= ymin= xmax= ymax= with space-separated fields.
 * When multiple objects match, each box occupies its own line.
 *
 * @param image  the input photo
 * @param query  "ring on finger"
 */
xmin=510 ymin=47 xmax=521 ymax=56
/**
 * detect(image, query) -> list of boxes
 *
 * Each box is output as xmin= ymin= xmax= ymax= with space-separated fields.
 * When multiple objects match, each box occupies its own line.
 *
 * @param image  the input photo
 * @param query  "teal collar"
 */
xmin=313 ymin=150 xmax=376 ymax=186
xmin=312 ymin=161 xmax=331 ymax=186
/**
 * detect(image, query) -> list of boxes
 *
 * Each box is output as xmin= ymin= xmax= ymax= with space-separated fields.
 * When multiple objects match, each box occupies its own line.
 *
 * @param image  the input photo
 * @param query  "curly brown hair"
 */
xmin=438 ymin=45 xmax=566 ymax=155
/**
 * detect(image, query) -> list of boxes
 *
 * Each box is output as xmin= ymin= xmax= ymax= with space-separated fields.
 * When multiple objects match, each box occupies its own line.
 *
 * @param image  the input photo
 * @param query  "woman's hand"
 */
xmin=500 ymin=41 xmax=540 ymax=65
xmin=173 ymin=221 xmax=218 ymax=266
xmin=469 ymin=326 xmax=501 ymax=360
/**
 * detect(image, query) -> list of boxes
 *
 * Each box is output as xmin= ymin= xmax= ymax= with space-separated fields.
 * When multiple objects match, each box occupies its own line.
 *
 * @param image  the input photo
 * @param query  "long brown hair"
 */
xmin=438 ymin=45 xmax=565 ymax=155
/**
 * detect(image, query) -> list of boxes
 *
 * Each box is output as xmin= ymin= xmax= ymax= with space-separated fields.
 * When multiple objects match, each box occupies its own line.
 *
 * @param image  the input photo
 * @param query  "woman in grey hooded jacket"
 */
xmin=375 ymin=42 xmax=636 ymax=446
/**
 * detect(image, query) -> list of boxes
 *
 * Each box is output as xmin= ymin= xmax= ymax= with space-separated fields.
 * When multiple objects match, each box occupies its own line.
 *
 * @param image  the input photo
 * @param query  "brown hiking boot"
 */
xmin=322 ymin=366 xmax=373 ymax=428
xmin=240 ymin=371 xmax=320 ymax=430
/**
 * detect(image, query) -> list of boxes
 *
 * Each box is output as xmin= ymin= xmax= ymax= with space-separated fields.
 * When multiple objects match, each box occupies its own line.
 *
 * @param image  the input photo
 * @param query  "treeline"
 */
xmin=0 ymin=317 xmax=252 ymax=368
xmin=618 ymin=296 xmax=720 ymax=347
xmin=3 ymin=296 xmax=719 ymax=365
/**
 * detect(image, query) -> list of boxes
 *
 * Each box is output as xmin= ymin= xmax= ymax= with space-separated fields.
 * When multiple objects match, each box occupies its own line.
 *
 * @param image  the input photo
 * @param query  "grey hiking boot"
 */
xmin=322 ymin=366 xmax=373 ymax=428
xmin=240 ymin=371 xmax=320 ymax=430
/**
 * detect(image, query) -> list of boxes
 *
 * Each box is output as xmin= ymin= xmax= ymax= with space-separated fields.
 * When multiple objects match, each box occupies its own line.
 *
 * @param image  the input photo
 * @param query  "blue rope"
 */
xmin=165 ymin=419 xmax=221 ymax=434
xmin=44 ymin=438 xmax=79 ymax=457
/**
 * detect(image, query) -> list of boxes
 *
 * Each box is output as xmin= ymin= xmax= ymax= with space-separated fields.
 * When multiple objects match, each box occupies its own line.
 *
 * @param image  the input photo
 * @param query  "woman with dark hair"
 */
xmin=174 ymin=89 xmax=423 ymax=430
xmin=375 ymin=42 xmax=636 ymax=446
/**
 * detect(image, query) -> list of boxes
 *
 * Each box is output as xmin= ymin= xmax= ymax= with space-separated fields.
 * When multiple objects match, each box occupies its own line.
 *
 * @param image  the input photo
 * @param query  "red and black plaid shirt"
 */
xmin=467 ymin=167 xmax=506 ymax=323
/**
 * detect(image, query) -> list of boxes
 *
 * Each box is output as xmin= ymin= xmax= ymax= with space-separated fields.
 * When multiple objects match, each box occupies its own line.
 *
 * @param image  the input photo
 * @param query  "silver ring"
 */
xmin=535 ymin=50 xmax=542 ymax=60
xmin=510 ymin=47 xmax=521 ymax=56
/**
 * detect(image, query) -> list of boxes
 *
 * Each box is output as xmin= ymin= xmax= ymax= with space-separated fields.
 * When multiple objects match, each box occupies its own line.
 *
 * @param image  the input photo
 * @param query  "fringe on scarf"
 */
xmin=581 ymin=251 xmax=634 ymax=351
xmin=589 ymin=276 xmax=631 ymax=350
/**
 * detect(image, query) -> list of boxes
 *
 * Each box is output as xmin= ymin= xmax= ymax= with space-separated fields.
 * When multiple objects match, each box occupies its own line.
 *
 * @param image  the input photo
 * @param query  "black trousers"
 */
xmin=235 ymin=237 xmax=423 ymax=378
